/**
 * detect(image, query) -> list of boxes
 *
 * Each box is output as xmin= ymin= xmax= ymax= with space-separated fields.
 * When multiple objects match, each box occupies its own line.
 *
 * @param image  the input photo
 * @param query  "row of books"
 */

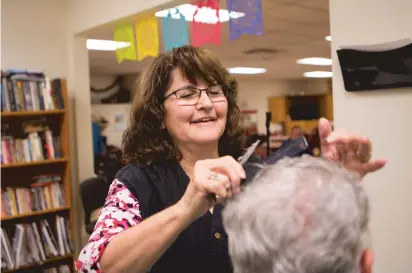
xmin=44 ymin=265 xmax=71 ymax=273
xmin=1 ymin=70 xmax=65 ymax=112
xmin=0 ymin=262 xmax=71 ymax=273
xmin=1 ymin=131 xmax=62 ymax=164
xmin=2 ymin=176 xmax=66 ymax=217
xmin=0 ymin=215 xmax=73 ymax=270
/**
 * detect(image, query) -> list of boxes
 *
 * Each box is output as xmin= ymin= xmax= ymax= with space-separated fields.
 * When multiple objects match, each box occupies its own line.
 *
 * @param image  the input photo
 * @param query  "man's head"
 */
xmin=223 ymin=156 xmax=373 ymax=273
xmin=290 ymin=125 xmax=303 ymax=140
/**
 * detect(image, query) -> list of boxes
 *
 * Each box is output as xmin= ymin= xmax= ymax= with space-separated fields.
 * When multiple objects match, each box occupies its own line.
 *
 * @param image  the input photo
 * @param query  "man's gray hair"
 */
xmin=223 ymin=155 xmax=370 ymax=273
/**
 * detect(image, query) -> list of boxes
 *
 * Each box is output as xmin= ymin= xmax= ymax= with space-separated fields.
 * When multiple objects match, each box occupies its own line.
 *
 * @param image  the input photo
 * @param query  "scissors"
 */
xmin=208 ymin=140 xmax=262 ymax=198
xmin=219 ymin=140 xmax=261 ymax=191
xmin=237 ymin=140 xmax=261 ymax=165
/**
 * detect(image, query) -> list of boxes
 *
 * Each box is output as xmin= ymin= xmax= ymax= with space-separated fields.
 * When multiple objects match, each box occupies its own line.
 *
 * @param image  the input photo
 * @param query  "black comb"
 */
xmin=242 ymin=136 xmax=309 ymax=184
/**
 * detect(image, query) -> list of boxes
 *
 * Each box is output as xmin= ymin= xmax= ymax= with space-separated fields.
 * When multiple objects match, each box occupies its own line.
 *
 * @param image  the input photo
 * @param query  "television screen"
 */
xmin=288 ymin=96 xmax=320 ymax=120
xmin=337 ymin=40 xmax=412 ymax=91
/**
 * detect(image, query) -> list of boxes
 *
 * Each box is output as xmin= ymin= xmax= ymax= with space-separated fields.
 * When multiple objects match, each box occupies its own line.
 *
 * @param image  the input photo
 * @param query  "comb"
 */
xmin=265 ymin=136 xmax=309 ymax=164
xmin=241 ymin=136 xmax=310 ymax=184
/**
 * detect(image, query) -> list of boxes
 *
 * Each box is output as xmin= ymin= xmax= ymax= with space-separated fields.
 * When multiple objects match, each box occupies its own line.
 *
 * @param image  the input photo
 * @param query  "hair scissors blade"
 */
xmin=238 ymin=140 xmax=261 ymax=165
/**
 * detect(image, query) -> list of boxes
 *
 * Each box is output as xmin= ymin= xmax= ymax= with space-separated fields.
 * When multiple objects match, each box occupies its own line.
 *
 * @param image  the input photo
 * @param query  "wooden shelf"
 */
xmin=1 ymin=157 xmax=68 ymax=168
xmin=2 ymin=254 xmax=73 ymax=273
xmin=1 ymin=206 xmax=71 ymax=221
xmin=1 ymin=109 xmax=65 ymax=117
xmin=1 ymin=78 xmax=74 ymax=270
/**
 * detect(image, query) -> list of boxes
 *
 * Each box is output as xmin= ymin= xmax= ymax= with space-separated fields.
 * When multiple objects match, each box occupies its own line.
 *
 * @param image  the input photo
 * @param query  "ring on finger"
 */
xmin=208 ymin=171 xmax=219 ymax=181
xmin=360 ymin=154 xmax=371 ymax=163
xmin=225 ymin=183 xmax=232 ymax=191
xmin=357 ymin=150 xmax=371 ymax=163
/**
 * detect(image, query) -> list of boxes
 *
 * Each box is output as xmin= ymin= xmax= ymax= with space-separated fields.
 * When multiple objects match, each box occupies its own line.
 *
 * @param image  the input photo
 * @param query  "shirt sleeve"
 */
xmin=75 ymin=179 xmax=142 ymax=273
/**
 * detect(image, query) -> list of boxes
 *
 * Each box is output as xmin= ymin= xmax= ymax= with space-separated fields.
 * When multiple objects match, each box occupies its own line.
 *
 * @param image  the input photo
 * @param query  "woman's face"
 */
xmin=163 ymin=69 xmax=228 ymax=148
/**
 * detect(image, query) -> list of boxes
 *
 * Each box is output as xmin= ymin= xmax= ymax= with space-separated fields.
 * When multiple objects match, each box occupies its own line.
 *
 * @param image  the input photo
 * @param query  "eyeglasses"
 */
xmin=163 ymin=85 xmax=227 ymax=106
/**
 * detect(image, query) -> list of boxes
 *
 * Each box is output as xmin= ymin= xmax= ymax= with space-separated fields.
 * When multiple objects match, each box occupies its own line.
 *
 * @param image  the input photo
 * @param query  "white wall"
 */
xmin=236 ymin=78 xmax=287 ymax=134
xmin=90 ymin=74 xmax=136 ymax=148
xmin=1 ymin=0 xmax=69 ymax=77
xmin=69 ymin=0 xmax=183 ymax=34
xmin=92 ymin=104 xmax=132 ymax=148
xmin=0 ymin=0 xmax=2 ymax=70
xmin=330 ymin=1 xmax=412 ymax=273
xmin=90 ymin=74 xmax=118 ymax=89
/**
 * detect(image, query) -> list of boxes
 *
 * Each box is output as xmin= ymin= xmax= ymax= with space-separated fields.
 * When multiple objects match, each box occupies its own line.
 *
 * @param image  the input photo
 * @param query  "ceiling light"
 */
xmin=228 ymin=67 xmax=267 ymax=75
xmin=87 ymin=39 xmax=131 ymax=51
xmin=303 ymin=71 xmax=333 ymax=78
xmin=154 ymin=4 xmax=245 ymax=24
xmin=325 ymin=36 xmax=332 ymax=41
xmin=297 ymin=57 xmax=332 ymax=66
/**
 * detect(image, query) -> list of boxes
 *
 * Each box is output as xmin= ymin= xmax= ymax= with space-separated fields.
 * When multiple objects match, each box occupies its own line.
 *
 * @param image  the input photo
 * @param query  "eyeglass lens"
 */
xmin=175 ymin=86 xmax=226 ymax=105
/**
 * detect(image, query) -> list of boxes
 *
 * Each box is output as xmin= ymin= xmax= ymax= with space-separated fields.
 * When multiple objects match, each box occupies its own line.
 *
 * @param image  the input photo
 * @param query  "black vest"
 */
xmin=115 ymin=159 xmax=232 ymax=273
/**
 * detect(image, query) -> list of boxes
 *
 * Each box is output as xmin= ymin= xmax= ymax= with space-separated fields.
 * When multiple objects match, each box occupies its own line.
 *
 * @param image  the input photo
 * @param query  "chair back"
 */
xmin=80 ymin=176 xmax=110 ymax=227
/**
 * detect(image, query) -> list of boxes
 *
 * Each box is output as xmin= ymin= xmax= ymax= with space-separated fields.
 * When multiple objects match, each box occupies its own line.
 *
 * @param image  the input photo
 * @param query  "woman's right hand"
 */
xmin=177 ymin=156 xmax=246 ymax=220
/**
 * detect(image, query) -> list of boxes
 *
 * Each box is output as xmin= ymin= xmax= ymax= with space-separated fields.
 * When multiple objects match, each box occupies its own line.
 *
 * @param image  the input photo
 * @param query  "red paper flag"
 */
xmin=192 ymin=0 xmax=221 ymax=47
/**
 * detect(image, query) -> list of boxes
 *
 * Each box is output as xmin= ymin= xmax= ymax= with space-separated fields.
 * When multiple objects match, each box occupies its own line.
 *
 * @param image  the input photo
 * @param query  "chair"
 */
xmin=80 ymin=176 xmax=111 ymax=234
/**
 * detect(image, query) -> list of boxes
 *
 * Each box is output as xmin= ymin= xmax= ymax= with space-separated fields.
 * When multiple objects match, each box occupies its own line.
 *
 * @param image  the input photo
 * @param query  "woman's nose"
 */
xmin=196 ymin=91 xmax=213 ymax=108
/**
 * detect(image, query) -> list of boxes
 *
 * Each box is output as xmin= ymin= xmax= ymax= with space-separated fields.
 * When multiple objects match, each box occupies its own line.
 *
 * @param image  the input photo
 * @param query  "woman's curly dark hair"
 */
xmin=122 ymin=45 xmax=246 ymax=164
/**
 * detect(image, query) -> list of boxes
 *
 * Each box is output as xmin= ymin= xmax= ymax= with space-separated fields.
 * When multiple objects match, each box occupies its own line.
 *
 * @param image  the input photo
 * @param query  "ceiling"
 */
xmin=87 ymin=0 xmax=331 ymax=80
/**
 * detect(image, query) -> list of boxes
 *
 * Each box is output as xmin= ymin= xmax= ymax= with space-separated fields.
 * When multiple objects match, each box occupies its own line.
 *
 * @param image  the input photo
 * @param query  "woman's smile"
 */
xmin=190 ymin=116 xmax=218 ymax=126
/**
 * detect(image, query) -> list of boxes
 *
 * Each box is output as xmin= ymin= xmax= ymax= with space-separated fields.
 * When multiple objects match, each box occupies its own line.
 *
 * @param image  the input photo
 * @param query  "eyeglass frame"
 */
xmin=162 ymin=84 xmax=228 ymax=104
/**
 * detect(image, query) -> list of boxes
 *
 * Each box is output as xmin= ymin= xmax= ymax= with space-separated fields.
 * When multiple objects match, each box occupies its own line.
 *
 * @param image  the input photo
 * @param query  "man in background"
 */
xmin=223 ymin=156 xmax=373 ymax=273
xmin=280 ymin=126 xmax=312 ymax=156
xmin=290 ymin=125 xmax=304 ymax=140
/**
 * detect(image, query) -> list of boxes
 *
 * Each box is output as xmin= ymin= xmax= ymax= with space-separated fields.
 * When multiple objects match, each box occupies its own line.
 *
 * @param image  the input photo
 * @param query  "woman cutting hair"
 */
xmin=76 ymin=46 xmax=386 ymax=273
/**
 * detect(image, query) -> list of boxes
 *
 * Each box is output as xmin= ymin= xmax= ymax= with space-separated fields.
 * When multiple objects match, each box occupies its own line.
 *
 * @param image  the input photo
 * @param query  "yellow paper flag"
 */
xmin=114 ymin=23 xmax=137 ymax=64
xmin=135 ymin=16 xmax=159 ymax=61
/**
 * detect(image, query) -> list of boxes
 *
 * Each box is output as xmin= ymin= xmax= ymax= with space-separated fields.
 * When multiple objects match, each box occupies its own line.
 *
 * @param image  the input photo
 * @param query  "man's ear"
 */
xmin=360 ymin=249 xmax=373 ymax=273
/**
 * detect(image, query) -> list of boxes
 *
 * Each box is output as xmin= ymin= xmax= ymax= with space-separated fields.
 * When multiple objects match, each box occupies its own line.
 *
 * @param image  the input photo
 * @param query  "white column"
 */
xmin=66 ymin=34 xmax=94 ymax=253
xmin=329 ymin=1 xmax=412 ymax=272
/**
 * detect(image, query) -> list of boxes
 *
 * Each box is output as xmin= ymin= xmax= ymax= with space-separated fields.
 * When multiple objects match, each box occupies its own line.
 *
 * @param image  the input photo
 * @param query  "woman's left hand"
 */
xmin=318 ymin=118 xmax=387 ymax=177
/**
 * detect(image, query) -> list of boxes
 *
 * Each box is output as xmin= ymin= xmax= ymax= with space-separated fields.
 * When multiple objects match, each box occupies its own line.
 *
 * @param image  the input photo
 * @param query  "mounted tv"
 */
xmin=288 ymin=96 xmax=320 ymax=121
xmin=337 ymin=39 xmax=412 ymax=92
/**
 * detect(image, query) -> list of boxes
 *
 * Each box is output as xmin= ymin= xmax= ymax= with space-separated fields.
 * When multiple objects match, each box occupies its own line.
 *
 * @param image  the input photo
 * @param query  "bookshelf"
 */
xmin=1 ymin=158 xmax=69 ymax=169
xmin=1 ymin=110 xmax=66 ymax=117
xmin=1 ymin=71 xmax=74 ymax=273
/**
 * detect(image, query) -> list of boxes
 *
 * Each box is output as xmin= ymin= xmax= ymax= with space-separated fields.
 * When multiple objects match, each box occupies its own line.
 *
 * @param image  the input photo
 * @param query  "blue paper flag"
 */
xmin=227 ymin=0 xmax=264 ymax=41
xmin=162 ymin=10 xmax=189 ymax=52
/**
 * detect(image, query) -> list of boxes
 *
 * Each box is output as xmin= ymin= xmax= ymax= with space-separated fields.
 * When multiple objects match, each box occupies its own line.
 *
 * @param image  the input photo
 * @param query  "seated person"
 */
xmin=223 ymin=156 xmax=372 ymax=273
xmin=280 ymin=126 xmax=312 ymax=156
